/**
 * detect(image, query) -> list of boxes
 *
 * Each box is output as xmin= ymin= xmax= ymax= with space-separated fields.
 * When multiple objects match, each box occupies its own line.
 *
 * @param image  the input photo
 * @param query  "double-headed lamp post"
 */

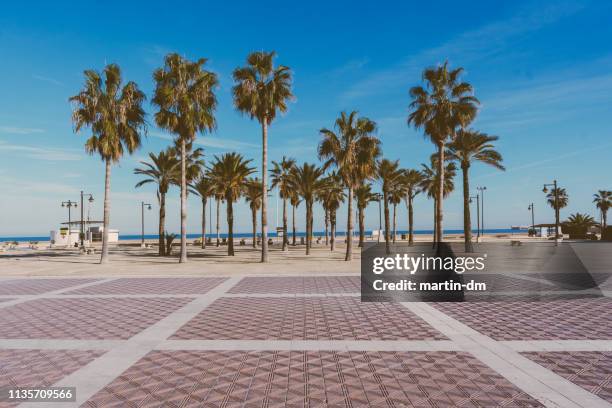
xmin=61 ymin=200 xmax=78 ymax=246
xmin=476 ymin=186 xmax=487 ymax=240
xmin=141 ymin=201 xmax=152 ymax=247
xmin=470 ymin=194 xmax=480 ymax=242
xmin=527 ymin=203 xmax=535 ymax=235
xmin=542 ymin=180 xmax=559 ymax=246
xmin=80 ymin=191 xmax=94 ymax=248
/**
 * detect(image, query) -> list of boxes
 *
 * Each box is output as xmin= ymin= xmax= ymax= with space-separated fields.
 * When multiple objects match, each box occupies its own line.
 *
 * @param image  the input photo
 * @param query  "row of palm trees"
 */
xmin=546 ymin=188 xmax=612 ymax=233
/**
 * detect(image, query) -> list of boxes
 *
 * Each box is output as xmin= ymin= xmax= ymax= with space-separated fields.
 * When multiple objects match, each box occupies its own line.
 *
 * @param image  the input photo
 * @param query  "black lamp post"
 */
xmin=61 ymin=200 xmax=77 ymax=246
xmin=80 ymin=191 xmax=94 ymax=248
xmin=476 ymin=186 xmax=487 ymax=240
xmin=542 ymin=180 xmax=559 ymax=245
xmin=141 ymin=201 xmax=152 ymax=247
xmin=470 ymin=194 xmax=480 ymax=242
xmin=528 ymin=203 xmax=535 ymax=235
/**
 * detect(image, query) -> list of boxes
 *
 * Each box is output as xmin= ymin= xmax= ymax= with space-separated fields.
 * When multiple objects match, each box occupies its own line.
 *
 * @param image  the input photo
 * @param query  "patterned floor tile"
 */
xmin=82 ymin=350 xmax=543 ymax=408
xmin=228 ymin=276 xmax=360 ymax=294
xmin=172 ymin=297 xmax=446 ymax=340
xmin=0 ymin=278 xmax=99 ymax=295
xmin=522 ymin=351 xmax=612 ymax=403
xmin=64 ymin=277 xmax=227 ymax=295
xmin=0 ymin=297 xmax=191 ymax=339
xmin=433 ymin=298 xmax=612 ymax=340
xmin=0 ymin=349 xmax=104 ymax=408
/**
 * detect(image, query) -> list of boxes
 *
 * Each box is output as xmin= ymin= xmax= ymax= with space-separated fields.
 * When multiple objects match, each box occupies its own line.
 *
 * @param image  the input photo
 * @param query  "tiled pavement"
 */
xmin=0 ymin=276 xmax=610 ymax=407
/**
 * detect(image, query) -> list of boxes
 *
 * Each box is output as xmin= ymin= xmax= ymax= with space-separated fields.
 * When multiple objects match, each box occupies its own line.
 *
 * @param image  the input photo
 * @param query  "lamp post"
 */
xmin=542 ymin=180 xmax=559 ymax=246
xmin=376 ymin=193 xmax=383 ymax=243
xmin=61 ymin=200 xmax=78 ymax=247
xmin=527 ymin=203 xmax=535 ymax=235
xmin=470 ymin=195 xmax=480 ymax=242
xmin=476 ymin=186 xmax=487 ymax=240
xmin=80 ymin=191 xmax=94 ymax=248
xmin=141 ymin=201 xmax=152 ymax=247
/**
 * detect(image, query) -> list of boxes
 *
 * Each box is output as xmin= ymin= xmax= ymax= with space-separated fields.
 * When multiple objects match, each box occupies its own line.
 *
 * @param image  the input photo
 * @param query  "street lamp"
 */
xmin=476 ymin=186 xmax=487 ymax=240
xmin=375 ymin=193 xmax=383 ymax=243
xmin=61 ymin=200 xmax=78 ymax=246
xmin=80 ymin=191 xmax=94 ymax=248
xmin=470 ymin=194 xmax=480 ymax=242
xmin=527 ymin=203 xmax=535 ymax=235
xmin=141 ymin=201 xmax=152 ymax=247
xmin=542 ymin=180 xmax=559 ymax=245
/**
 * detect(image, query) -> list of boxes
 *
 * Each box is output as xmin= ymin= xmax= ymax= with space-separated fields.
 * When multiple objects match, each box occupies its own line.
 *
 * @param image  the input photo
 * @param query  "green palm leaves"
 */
xmin=593 ymin=190 xmax=612 ymax=231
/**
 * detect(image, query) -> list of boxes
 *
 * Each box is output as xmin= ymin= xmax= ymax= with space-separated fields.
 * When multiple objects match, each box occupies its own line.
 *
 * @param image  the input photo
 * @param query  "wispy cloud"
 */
xmin=0 ymin=126 xmax=44 ymax=135
xmin=0 ymin=141 xmax=81 ymax=161
xmin=149 ymin=131 xmax=258 ymax=150
xmin=32 ymin=74 xmax=63 ymax=86
xmin=0 ymin=174 xmax=79 ymax=195
xmin=341 ymin=1 xmax=585 ymax=101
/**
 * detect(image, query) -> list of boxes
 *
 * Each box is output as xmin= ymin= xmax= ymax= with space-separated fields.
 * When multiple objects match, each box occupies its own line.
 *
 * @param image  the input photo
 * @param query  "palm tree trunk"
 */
xmin=436 ymin=142 xmax=445 ymax=246
xmin=159 ymin=192 xmax=166 ymax=256
xmin=305 ymin=201 xmax=311 ymax=255
xmin=292 ymin=204 xmax=297 ymax=246
xmin=392 ymin=202 xmax=397 ymax=243
xmin=604 ymin=210 xmax=608 ymax=232
xmin=462 ymin=163 xmax=473 ymax=252
xmin=345 ymin=186 xmax=354 ymax=261
xmin=251 ymin=207 xmax=257 ymax=248
xmin=358 ymin=206 xmax=365 ymax=247
xmin=383 ymin=191 xmax=390 ymax=255
xmin=407 ymin=194 xmax=414 ymax=246
xmin=227 ymin=196 xmax=234 ymax=256
xmin=324 ymin=208 xmax=329 ymax=245
xmin=282 ymin=197 xmax=288 ymax=251
xmin=179 ymin=138 xmax=187 ymax=263
xmin=216 ymin=198 xmax=220 ymax=247
xmin=261 ymin=118 xmax=269 ymax=262
xmin=201 ymin=198 xmax=207 ymax=249
xmin=432 ymin=198 xmax=437 ymax=246
xmin=100 ymin=159 xmax=111 ymax=264
xmin=330 ymin=210 xmax=336 ymax=251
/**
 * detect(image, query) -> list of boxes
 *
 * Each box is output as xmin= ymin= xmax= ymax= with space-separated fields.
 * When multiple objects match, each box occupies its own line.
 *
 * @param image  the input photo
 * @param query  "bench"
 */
xmin=510 ymin=240 xmax=522 ymax=246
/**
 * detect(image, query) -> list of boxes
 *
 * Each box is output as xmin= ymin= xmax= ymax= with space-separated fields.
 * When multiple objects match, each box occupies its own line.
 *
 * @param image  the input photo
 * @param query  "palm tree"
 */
xmin=134 ymin=148 xmax=179 ymax=255
xmin=448 ymin=129 xmax=505 ymax=252
xmin=355 ymin=183 xmax=378 ymax=247
xmin=318 ymin=172 xmax=345 ymax=251
xmin=547 ymin=187 xmax=569 ymax=229
xmin=271 ymin=156 xmax=296 ymax=251
xmin=376 ymin=159 xmax=404 ymax=254
xmin=190 ymin=175 xmax=215 ymax=249
xmin=564 ymin=213 xmax=597 ymax=239
xmin=289 ymin=192 xmax=302 ymax=246
xmin=289 ymin=163 xmax=326 ymax=255
xmin=207 ymin=153 xmax=255 ymax=256
xmin=420 ymin=158 xmax=457 ymax=244
xmin=388 ymin=186 xmax=404 ymax=243
xmin=70 ymin=64 xmax=146 ymax=264
xmin=153 ymin=53 xmax=218 ymax=263
xmin=318 ymin=111 xmax=381 ymax=261
xmin=233 ymin=51 xmax=294 ymax=263
xmin=593 ymin=190 xmax=611 ymax=232
xmin=400 ymin=169 xmax=424 ymax=245
xmin=408 ymin=62 xmax=479 ymax=246
xmin=243 ymin=178 xmax=263 ymax=248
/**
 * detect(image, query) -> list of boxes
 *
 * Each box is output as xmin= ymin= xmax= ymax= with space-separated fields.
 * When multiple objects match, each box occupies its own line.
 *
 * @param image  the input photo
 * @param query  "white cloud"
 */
xmin=0 ymin=141 xmax=82 ymax=161
xmin=0 ymin=126 xmax=45 ymax=135
xmin=148 ymin=131 xmax=258 ymax=150
xmin=32 ymin=74 xmax=63 ymax=86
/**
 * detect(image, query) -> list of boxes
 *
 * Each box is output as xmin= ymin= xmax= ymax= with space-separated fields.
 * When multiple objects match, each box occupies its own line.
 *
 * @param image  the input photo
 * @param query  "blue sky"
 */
xmin=1 ymin=0 xmax=611 ymax=236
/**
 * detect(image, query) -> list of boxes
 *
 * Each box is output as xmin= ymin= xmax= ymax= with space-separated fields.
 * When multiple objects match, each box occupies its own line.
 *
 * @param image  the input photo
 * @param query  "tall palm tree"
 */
xmin=70 ymin=63 xmax=146 ymax=264
xmin=207 ymin=153 xmax=255 ymax=256
xmin=388 ymin=186 xmax=404 ymax=243
xmin=233 ymin=51 xmax=294 ymax=262
xmin=355 ymin=183 xmax=378 ymax=247
xmin=318 ymin=172 xmax=345 ymax=251
xmin=134 ymin=148 xmax=179 ymax=255
xmin=271 ymin=156 xmax=296 ymax=251
xmin=318 ymin=111 xmax=381 ymax=261
xmin=400 ymin=169 xmax=424 ymax=246
xmin=289 ymin=192 xmax=302 ymax=246
xmin=376 ymin=159 xmax=404 ymax=254
xmin=547 ymin=187 xmax=569 ymax=229
xmin=244 ymin=178 xmax=263 ymax=248
xmin=190 ymin=175 xmax=215 ymax=249
xmin=153 ymin=53 xmax=218 ymax=263
xmin=289 ymin=163 xmax=326 ymax=255
xmin=593 ymin=190 xmax=611 ymax=232
xmin=420 ymin=158 xmax=457 ymax=244
xmin=448 ymin=129 xmax=504 ymax=252
xmin=408 ymin=62 xmax=479 ymax=246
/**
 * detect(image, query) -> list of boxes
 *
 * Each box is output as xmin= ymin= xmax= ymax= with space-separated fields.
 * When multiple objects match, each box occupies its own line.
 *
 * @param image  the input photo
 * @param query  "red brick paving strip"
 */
xmin=0 ymin=279 xmax=100 ymax=295
xmin=433 ymin=299 xmax=612 ymax=340
xmin=172 ymin=297 xmax=447 ymax=340
xmin=82 ymin=350 xmax=543 ymax=407
xmin=228 ymin=276 xmax=360 ymax=294
xmin=0 ymin=349 xmax=104 ymax=408
xmin=63 ymin=277 xmax=227 ymax=295
xmin=0 ymin=297 xmax=192 ymax=339
xmin=522 ymin=351 xmax=612 ymax=403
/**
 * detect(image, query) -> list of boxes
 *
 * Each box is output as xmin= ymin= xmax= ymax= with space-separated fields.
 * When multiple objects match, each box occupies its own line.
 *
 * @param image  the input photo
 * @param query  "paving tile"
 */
xmin=522 ymin=351 xmax=612 ymax=403
xmin=172 ymin=297 xmax=446 ymax=340
xmin=433 ymin=298 xmax=612 ymax=340
xmin=0 ymin=278 xmax=100 ymax=295
xmin=461 ymin=273 xmax=557 ymax=292
xmin=64 ymin=277 xmax=227 ymax=295
xmin=0 ymin=297 xmax=192 ymax=339
xmin=82 ymin=350 xmax=543 ymax=408
xmin=0 ymin=349 xmax=104 ymax=408
xmin=228 ymin=276 xmax=360 ymax=294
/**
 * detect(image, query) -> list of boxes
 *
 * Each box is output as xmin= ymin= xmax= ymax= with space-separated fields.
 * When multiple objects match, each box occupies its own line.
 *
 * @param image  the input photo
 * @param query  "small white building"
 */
xmin=50 ymin=222 xmax=119 ymax=247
